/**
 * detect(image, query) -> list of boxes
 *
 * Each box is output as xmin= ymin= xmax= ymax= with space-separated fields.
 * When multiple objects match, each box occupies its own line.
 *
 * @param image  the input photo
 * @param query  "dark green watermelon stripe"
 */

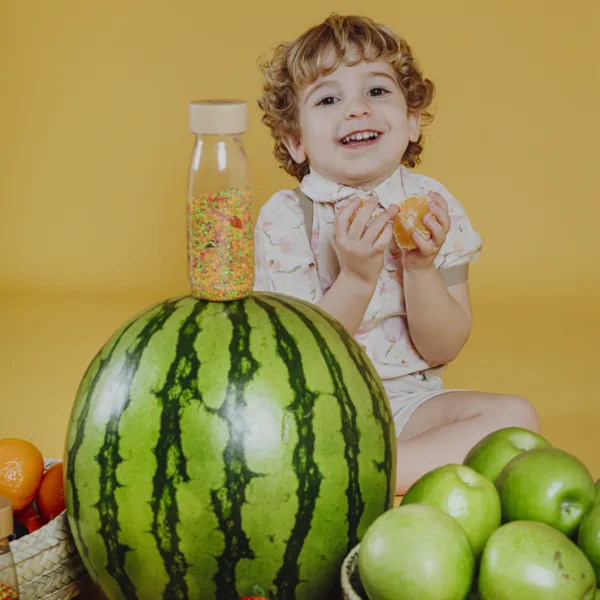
xmin=253 ymin=296 xmax=323 ymax=600
xmin=309 ymin=305 xmax=395 ymax=511
xmin=151 ymin=301 xmax=210 ymax=599
xmin=333 ymin=332 xmax=394 ymax=510
xmin=210 ymin=300 xmax=261 ymax=599
xmin=265 ymin=295 xmax=364 ymax=551
xmin=265 ymin=293 xmax=395 ymax=512
xmin=66 ymin=302 xmax=162 ymax=578
xmin=95 ymin=300 xmax=180 ymax=600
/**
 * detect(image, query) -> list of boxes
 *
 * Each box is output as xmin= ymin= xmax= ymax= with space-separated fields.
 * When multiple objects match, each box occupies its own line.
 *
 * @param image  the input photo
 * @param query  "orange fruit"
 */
xmin=36 ymin=462 xmax=66 ymax=521
xmin=393 ymin=195 xmax=432 ymax=250
xmin=0 ymin=438 xmax=44 ymax=513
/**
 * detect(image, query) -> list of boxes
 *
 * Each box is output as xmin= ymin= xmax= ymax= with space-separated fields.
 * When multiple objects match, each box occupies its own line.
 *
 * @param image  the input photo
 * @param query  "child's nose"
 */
xmin=344 ymin=97 xmax=371 ymax=119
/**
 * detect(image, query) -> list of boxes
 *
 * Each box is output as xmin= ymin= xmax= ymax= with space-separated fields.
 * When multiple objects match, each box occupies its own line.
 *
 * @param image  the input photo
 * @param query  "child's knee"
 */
xmin=494 ymin=394 xmax=541 ymax=433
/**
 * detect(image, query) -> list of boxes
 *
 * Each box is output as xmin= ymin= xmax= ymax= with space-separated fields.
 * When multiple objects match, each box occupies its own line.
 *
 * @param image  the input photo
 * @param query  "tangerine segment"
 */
xmin=348 ymin=199 xmax=366 ymax=226
xmin=348 ymin=198 xmax=383 ymax=231
xmin=393 ymin=195 xmax=432 ymax=250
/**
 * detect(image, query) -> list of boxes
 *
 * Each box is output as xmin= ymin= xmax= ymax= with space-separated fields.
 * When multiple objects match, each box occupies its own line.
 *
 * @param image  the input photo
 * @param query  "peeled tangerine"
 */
xmin=393 ymin=195 xmax=432 ymax=250
xmin=348 ymin=198 xmax=378 ymax=227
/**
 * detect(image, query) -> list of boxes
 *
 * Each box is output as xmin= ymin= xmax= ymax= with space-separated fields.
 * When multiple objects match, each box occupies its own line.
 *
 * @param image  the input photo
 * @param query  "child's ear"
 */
xmin=283 ymin=135 xmax=307 ymax=164
xmin=407 ymin=110 xmax=421 ymax=143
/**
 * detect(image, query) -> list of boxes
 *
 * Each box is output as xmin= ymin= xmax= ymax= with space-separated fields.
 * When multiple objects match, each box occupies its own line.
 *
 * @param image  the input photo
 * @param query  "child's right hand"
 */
xmin=334 ymin=196 xmax=399 ymax=285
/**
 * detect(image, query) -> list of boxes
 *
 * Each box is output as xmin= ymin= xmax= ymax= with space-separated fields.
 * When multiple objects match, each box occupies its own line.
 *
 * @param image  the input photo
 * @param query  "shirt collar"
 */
xmin=298 ymin=166 xmax=411 ymax=209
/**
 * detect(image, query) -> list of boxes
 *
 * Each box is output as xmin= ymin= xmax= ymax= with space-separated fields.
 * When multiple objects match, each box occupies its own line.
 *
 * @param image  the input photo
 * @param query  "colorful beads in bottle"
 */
xmin=187 ymin=186 xmax=254 ymax=301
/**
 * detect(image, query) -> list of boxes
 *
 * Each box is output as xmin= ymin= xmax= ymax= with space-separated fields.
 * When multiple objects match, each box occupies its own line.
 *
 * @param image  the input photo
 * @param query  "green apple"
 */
xmin=595 ymin=480 xmax=600 ymax=505
xmin=596 ymin=589 xmax=600 ymax=600
xmin=358 ymin=504 xmax=474 ymax=600
xmin=401 ymin=464 xmax=501 ymax=555
xmin=463 ymin=426 xmax=551 ymax=483
xmin=479 ymin=521 xmax=596 ymax=600
xmin=578 ymin=502 xmax=600 ymax=581
xmin=496 ymin=448 xmax=596 ymax=537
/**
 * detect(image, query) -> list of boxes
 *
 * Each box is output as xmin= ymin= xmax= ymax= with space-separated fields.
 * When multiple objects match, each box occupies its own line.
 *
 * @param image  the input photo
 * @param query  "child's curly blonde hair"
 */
xmin=258 ymin=14 xmax=436 ymax=181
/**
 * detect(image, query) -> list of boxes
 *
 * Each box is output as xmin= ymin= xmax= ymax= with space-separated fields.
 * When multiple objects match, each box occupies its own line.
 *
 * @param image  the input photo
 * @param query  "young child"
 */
xmin=253 ymin=13 xmax=540 ymax=494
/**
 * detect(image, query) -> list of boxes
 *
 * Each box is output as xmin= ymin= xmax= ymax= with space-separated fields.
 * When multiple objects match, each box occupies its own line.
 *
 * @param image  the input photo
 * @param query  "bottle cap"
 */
xmin=0 ymin=497 xmax=13 ymax=539
xmin=189 ymin=99 xmax=248 ymax=135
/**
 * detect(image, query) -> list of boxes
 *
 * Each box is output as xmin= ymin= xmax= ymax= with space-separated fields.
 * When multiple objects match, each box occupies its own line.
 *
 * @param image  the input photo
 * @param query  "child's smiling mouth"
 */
xmin=339 ymin=130 xmax=382 ymax=147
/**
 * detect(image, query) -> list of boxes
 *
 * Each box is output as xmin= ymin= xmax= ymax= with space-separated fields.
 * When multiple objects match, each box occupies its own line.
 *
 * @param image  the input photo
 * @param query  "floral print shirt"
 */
xmin=253 ymin=166 xmax=483 ymax=381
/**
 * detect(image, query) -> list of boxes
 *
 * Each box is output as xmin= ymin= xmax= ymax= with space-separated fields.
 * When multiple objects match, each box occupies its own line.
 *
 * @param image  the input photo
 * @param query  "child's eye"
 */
xmin=317 ymin=96 xmax=338 ymax=106
xmin=368 ymin=87 xmax=390 ymax=97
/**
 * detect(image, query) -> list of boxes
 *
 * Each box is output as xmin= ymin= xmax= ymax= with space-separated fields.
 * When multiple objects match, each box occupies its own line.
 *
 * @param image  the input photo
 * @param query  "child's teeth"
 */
xmin=342 ymin=131 xmax=379 ymax=144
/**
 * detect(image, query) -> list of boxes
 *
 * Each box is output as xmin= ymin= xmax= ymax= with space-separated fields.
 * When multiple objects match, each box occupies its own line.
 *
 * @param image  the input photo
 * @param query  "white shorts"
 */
xmin=383 ymin=369 xmax=465 ymax=437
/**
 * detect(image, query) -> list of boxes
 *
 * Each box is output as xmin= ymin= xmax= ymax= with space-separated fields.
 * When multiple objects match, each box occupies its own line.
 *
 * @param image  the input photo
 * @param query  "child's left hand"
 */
xmin=401 ymin=192 xmax=450 ymax=272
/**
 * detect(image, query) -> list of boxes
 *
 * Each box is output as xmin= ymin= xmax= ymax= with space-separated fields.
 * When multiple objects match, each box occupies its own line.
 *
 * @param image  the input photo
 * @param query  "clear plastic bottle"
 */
xmin=187 ymin=99 xmax=254 ymax=301
xmin=0 ymin=498 xmax=19 ymax=599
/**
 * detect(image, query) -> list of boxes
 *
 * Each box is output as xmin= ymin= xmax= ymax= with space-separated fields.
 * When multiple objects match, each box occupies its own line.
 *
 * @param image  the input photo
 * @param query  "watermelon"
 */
xmin=64 ymin=292 xmax=396 ymax=600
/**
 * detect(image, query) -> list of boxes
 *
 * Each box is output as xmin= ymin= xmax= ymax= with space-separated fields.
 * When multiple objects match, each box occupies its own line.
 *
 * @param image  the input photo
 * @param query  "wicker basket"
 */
xmin=340 ymin=544 xmax=368 ymax=600
xmin=9 ymin=459 xmax=90 ymax=600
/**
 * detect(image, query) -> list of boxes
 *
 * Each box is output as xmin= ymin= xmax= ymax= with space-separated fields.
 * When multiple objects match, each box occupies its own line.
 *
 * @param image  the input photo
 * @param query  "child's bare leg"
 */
xmin=395 ymin=392 xmax=540 ymax=495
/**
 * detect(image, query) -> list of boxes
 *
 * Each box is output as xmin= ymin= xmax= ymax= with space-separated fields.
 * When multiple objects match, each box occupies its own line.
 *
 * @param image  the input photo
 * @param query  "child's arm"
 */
xmin=403 ymin=269 xmax=471 ymax=365
xmin=318 ymin=197 xmax=399 ymax=334
xmin=402 ymin=192 xmax=472 ymax=365
xmin=317 ymin=269 xmax=377 ymax=335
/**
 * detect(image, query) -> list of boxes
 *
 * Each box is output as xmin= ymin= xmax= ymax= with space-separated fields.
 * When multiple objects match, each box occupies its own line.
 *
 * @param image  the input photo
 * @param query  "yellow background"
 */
xmin=2 ymin=0 xmax=599 ymax=482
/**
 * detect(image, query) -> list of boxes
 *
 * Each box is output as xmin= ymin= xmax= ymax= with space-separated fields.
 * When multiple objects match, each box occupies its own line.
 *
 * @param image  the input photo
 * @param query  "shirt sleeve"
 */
xmin=253 ymin=189 xmax=323 ymax=304
xmin=425 ymin=179 xmax=483 ymax=270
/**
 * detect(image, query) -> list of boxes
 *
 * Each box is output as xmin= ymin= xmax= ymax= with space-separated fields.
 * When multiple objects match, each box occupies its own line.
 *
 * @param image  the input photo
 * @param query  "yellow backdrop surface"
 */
xmin=1 ymin=1 xmax=599 ymax=478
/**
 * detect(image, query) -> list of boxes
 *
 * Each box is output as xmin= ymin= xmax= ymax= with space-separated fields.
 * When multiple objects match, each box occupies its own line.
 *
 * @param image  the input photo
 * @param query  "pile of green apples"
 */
xmin=358 ymin=427 xmax=600 ymax=600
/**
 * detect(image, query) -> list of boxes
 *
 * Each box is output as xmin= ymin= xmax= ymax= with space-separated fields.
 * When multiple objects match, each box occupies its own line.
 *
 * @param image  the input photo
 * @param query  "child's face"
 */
xmin=286 ymin=57 xmax=420 ymax=189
